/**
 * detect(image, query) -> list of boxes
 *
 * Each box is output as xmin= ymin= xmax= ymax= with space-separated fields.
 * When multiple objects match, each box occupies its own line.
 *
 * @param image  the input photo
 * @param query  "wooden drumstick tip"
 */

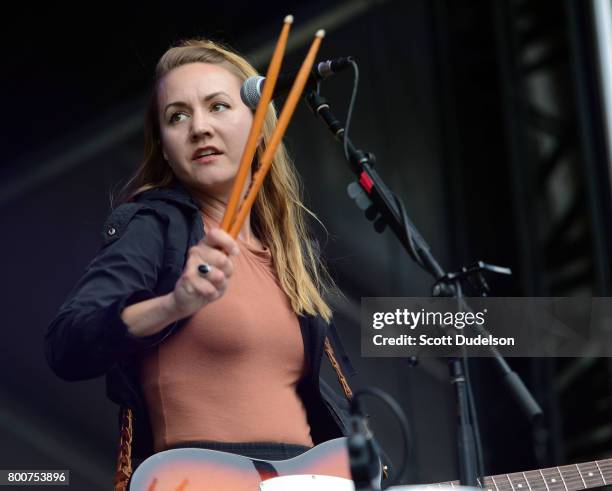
xmin=315 ymin=29 xmax=326 ymax=38
xmin=284 ymin=15 xmax=294 ymax=24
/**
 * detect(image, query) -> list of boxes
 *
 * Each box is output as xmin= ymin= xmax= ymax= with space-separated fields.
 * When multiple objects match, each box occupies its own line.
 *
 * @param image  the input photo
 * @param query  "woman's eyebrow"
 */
xmin=164 ymin=91 xmax=232 ymax=113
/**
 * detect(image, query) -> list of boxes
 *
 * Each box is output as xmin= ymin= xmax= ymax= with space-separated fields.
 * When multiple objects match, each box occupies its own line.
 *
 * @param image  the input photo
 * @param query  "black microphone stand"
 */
xmin=305 ymin=90 xmax=543 ymax=486
xmin=348 ymin=398 xmax=383 ymax=491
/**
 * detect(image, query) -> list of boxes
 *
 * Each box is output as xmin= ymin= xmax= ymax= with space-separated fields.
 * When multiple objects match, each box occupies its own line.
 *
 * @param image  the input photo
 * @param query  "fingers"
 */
xmin=201 ymin=227 xmax=240 ymax=257
xmin=177 ymin=255 xmax=227 ymax=304
xmin=190 ymin=246 xmax=235 ymax=279
xmin=196 ymin=263 xmax=228 ymax=292
xmin=170 ymin=227 xmax=244 ymax=319
xmin=177 ymin=272 xmax=220 ymax=303
xmin=178 ymin=228 xmax=240 ymax=304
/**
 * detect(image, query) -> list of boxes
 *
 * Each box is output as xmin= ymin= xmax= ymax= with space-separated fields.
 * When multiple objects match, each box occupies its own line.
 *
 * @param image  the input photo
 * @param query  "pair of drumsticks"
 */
xmin=219 ymin=16 xmax=325 ymax=238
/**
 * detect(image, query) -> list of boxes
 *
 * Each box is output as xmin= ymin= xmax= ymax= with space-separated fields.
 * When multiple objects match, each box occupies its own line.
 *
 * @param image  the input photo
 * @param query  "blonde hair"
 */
xmin=120 ymin=38 xmax=338 ymax=321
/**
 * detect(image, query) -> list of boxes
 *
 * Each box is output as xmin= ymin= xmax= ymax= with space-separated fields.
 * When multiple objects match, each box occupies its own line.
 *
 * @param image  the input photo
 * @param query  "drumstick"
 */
xmin=220 ymin=15 xmax=293 ymax=233
xmin=229 ymin=29 xmax=325 ymax=239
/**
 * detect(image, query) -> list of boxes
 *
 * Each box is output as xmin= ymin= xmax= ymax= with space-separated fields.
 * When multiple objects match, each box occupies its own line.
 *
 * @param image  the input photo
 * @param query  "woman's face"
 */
xmin=157 ymin=62 xmax=253 ymax=201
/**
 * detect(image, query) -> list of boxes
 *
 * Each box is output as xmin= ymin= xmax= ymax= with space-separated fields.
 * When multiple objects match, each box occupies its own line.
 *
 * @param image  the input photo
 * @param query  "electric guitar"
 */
xmin=129 ymin=437 xmax=612 ymax=491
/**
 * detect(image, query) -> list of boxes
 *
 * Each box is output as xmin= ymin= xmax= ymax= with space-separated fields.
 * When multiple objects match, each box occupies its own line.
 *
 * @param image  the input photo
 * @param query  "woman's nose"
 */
xmin=190 ymin=111 xmax=214 ymax=140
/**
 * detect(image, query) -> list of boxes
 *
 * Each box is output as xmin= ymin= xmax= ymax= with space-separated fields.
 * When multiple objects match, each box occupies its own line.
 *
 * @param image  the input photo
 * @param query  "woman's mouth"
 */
xmin=192 ymin=146 xmax=223 ymax=164
xmin=193 ymin=154 xmax=221 ymax=164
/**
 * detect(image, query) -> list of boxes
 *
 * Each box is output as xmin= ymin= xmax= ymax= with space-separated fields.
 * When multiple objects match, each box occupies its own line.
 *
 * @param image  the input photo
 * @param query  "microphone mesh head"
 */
xmin=240 ymin=76 xmax=264 ymax=110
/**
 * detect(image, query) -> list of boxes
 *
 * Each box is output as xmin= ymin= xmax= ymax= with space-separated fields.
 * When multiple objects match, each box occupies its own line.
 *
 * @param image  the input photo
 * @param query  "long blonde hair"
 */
xmin=120 ymin=38 xmax=337 ymax=322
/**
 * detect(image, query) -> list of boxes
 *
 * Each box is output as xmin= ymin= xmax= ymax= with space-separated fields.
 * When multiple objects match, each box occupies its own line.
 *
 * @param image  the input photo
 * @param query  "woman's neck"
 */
xmin=193 ymin=190 xmax=257 ymax=244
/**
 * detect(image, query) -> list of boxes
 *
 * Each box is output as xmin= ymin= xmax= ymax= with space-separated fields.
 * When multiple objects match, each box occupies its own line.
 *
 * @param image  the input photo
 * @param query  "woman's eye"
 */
xmin=212 ymin=102 xmax=229 ymax=112
xmin=169 ymin=112 xmax=188 ymax=123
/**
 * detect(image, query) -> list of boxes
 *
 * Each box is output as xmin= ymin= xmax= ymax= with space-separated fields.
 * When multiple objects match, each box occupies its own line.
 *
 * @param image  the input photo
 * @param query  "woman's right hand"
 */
xmin=170 ymin=227 xmax=240 ymax=318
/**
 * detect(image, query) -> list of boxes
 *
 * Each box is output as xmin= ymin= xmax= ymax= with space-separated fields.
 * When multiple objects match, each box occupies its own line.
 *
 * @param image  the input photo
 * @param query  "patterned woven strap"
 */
xmin=113 ymin=406 xmax=133 ymax=491
xmin=324 ymin=336 xmax=353 ymax=399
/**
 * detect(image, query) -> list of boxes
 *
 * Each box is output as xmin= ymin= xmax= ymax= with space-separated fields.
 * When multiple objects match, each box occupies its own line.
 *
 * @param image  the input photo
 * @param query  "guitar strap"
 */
xmin=114 ymin=406 xmax=134 ymax=491
xmin=324 ymin=336 xmax=354 ymax=400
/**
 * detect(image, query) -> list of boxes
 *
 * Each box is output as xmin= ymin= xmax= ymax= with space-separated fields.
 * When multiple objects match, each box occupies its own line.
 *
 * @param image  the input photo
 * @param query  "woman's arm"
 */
xmin=45 ymin=206 xmax=177 ymax=381
xmin=45 ymin=203 xmax=239 ymax=381
xmin=120 ymin=293 xmax=181 ymax=338
xmin=120 ymin=225 xmax=239 ymax=337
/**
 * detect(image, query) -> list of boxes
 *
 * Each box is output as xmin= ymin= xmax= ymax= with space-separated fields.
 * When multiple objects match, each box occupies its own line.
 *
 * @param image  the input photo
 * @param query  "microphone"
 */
xmin=240 ymin=56 xmax=353 ymax=109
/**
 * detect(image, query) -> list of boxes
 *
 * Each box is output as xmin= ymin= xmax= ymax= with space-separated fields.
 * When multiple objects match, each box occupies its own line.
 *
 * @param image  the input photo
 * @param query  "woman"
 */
xmin=44 ymin=38 xmax=356 ymax=488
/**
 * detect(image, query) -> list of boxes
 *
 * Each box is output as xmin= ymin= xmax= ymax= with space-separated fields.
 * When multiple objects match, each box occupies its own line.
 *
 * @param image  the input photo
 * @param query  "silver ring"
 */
xmin=198 ymin=263 xmax=212 ymax=276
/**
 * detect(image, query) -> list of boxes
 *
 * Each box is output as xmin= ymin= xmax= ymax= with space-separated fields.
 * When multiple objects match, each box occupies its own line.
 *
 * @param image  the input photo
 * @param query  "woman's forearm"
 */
xmin=121 ymin=293 xmax=182 ymax=338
